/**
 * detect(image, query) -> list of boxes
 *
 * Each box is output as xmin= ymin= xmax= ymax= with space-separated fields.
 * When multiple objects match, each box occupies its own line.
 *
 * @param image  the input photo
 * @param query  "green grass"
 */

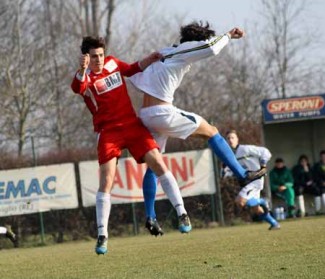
xmin=1 ymin=217 xmax=325 ymax=279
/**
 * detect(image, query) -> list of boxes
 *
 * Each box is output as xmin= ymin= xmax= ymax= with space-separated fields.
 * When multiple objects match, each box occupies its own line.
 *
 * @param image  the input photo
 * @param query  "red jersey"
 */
xmin=71 ymin=56 xmax=142 ymax=132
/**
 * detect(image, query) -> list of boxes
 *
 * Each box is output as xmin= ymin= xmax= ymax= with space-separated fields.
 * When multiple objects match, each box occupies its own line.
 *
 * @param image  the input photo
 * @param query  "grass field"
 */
xmin=0 ymin=217 xmax=324 ymax=279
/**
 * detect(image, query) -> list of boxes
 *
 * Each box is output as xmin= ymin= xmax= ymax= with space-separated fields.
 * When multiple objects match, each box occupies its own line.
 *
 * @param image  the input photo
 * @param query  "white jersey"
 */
xmin=129 ymin=34 xmax=230 ymax=103
xmin=235 ymin=144 xmax=271 ymax=172
xmin=223 ymin=144 xmax=272 ymax=191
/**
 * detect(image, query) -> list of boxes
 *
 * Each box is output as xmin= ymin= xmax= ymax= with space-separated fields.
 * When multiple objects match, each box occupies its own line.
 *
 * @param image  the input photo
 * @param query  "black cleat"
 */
xmin=145 ymin=218 xmax=164 ymax=236
xmin=5 ymin=226 xmax=17 ymax=244
xmin=239 ymin=167 xmax=267 ymax=187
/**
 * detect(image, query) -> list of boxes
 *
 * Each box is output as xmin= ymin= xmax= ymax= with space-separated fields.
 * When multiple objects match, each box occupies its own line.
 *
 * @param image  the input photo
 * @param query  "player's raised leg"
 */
xmin=193 ymin=119 xmax=267 ymax=185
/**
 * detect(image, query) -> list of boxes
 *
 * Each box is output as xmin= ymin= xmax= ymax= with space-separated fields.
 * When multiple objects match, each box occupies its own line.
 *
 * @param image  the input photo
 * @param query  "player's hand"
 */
xmin=79 ymin=53 xmax=90 ymax=69
xmin=227 ymin=28 xmax=245 ymax=39
xmin=278 ymin=185 xmax=286 ymax=192
xmin=147 ymin=51 xmax=163 ymax=62
xmin=139 ymin=51 xmax=163 ymax=70
xmin=260 ymin=165 xmax=267 ymax=175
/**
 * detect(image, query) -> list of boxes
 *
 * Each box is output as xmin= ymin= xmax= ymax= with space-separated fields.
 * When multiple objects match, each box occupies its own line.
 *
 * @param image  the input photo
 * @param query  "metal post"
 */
xmin=131 ymin=202 xmax=138 ymax=235
xmin=261 ymin=124 xmax=273 ymax=210
xmin=31 ymin=136 xmax=45 ymax=245
xmin=311 ymin=120 xmax=317 ymax=163
xmin=211 ymin=150 xmax=225 ymax=226
xmin=210 ymin=194 xmax=216 ymax=222
xmin=208 ymin=118 xmax=225 ymax=225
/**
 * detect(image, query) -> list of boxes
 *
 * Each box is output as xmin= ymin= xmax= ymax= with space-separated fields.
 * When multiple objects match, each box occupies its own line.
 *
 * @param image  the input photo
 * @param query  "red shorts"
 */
xmin=97 ymin=120 xmax=159 ymax=165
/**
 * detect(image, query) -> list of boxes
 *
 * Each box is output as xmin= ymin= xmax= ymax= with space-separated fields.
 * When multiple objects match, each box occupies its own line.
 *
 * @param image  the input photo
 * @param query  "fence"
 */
xmin=0 ymin=149 xmax=223 ymax=246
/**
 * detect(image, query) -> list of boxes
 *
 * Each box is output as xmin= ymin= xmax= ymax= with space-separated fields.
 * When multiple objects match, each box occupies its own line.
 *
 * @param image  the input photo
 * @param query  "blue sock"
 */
xmin=259 ymin=212 xmax=278 ymax=226
xmin=143 ymin=168 xmax=158 ymax=219
xmin=208 ymin=133 xmax=246 ymax=179
xmin=258 ymin=198 xmax=267 ymax=207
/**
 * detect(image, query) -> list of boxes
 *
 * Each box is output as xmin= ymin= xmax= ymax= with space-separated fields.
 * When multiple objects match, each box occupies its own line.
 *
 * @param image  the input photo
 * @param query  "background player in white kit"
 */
xmin=224 ymin=130 xmax=280 ymax=230
xmin=127 ymin=21 xmax=267 ymax=234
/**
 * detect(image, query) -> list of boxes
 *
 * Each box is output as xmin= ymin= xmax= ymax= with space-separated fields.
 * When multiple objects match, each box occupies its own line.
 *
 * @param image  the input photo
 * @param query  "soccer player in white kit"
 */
xmin=128 ymin=21 xmax=267 ymax=234
xmin=225 ymin=130 xmax=280 ymax=230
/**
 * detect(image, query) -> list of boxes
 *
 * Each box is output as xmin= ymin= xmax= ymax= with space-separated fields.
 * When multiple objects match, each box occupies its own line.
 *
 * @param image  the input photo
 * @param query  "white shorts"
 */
xmin=139 ymin=105 xmax=202 ymax=152
xmin=238 ymin=179 xmax=264 ymax=200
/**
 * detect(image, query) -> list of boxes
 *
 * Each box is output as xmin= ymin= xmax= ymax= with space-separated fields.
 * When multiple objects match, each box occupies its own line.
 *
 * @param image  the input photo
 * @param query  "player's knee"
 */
xmin=250 ymin=205 xmax=263 ymax=215
xmin=151 ymin=162 xmax=165 ymax=175
xmin=211 ymin=125 xmax=219 ymax=134
xmin=144 ymin=152 xmax=167 ymax=176
xmin=99 ymin=174 xmax=114 ymax=192
xmin=196 ymin=120 xmax=219 ymax=139
xmin=207 ymin=125 xmax=218 ymax=138
xmin=236 ymin=198 xmax=246 ymax=208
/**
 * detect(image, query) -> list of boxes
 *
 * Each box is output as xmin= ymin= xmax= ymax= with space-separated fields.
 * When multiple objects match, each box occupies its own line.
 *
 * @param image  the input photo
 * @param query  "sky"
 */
xmin=161 ymin=0 xmax=256 ymax=30
xmin=160 ymin=0 xmax=325 ymax=60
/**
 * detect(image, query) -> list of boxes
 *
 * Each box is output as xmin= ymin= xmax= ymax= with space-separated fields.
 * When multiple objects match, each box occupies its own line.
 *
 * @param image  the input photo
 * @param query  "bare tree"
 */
xmin=0 ymin=0 xmax=187 ymax=157
xmin=90 ymin=0 xmax=99 ymax=35
xmin=259 ymin=0 xmax=311 ymax=98
xmin=105 ymin=0 xmax=115 ymax=48
xmin=0 ymin=0 xmax=51 ymax=156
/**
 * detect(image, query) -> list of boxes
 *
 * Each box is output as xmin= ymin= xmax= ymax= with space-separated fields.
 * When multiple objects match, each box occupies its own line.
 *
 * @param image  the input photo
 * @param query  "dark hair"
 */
xmin=298 ymin=154 xmax=309 ymax=163
xmin=275 ymin=158 xmax=284 ymax=163
xmin=180 ymin=21 xmax=215 ymax=43
xmin=80 ymin=36 xmax=105 ymax=54
xmin=225 ymin=129 xmax=238 ymax=137
xmin=320 ymin=150 xmax=325 ymax=156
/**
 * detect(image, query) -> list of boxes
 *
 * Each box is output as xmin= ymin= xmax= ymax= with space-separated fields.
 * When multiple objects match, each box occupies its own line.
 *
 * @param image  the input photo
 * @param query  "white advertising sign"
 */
xmin=79 ymin=149 xmax=216 ymax=206
xmin=0 ymin=163 xmax=78 ymax=217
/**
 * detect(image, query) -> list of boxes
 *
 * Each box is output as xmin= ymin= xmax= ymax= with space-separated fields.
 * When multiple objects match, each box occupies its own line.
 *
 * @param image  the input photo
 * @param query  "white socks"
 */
xmin=315 ymin=196 xmax=322 ymax=213
xmin=159 ymin=171 xmax=187 ymax=216
xmin=297 ymin=195 xmax=305 ymax=217
xmin=96 ymin=192 xmax=111 ymax=237
xmin=322 ymin=194 xmax=325 ymax=210
xmin=0 ymin=227 xmax=7 ymax=234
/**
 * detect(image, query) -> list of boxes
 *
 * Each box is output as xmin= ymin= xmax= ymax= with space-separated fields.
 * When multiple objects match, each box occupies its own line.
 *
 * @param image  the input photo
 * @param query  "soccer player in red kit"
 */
xmin=71 ymin=37 xmax=191 ymax=255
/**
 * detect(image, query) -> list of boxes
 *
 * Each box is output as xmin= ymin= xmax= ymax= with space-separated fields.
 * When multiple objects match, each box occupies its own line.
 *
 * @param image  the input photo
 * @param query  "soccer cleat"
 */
xmin=239 ymin=167 xmax=267 ymax=187
xmin=95 ymin=235 xmax=108 ymax=255
xmin=5 ymin=226 xmax=17 ymax=244
xmin=269 ymin=223 xmax=281 ymax=230
xmin=178 ymin=214 xmax=192 ymax=233
xmin=145 ymin=218 xmax=164 ymax=236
